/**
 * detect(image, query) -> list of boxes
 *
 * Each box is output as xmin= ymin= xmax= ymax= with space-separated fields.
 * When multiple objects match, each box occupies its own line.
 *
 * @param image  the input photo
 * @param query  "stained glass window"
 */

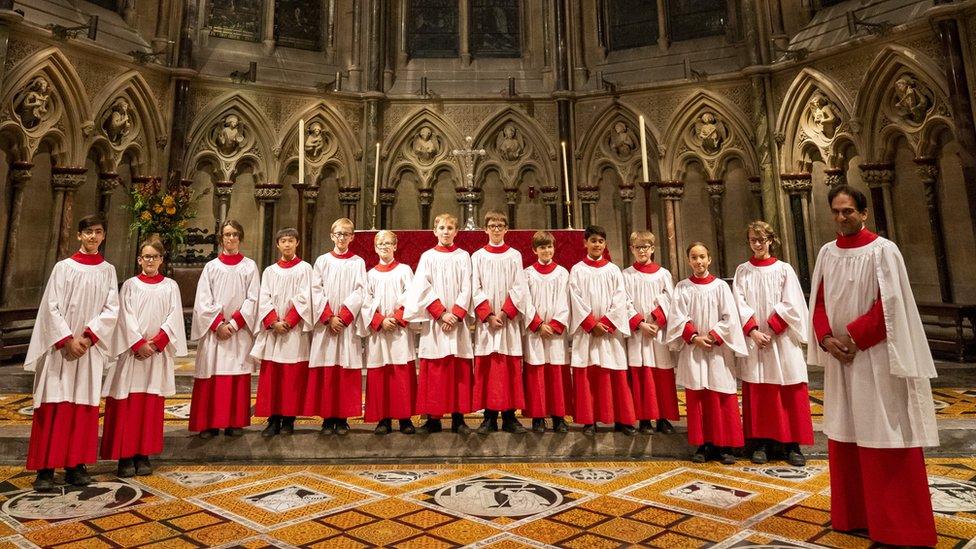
xmin=668 ymin=0 xmax=726 ymax=42
xmin=608 ymin=0 xmax=659 ymax=51
xmin=408 ymin=0 xmax=459 ymax=58
xmin=470 ymin=0 xmax=520 ymax=58
xmin=275 ymin=0 xmax=322 ymax=50
xmin=209 ymin=0 xmax=262 ymax=42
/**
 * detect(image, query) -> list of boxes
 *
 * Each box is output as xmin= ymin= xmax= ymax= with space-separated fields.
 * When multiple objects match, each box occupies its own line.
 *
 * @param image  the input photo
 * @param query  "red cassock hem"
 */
xmin=741 ymin=381 xmax=814 ymax=444
xmin=828 ymin=440 xmax=937 ymax=547
xmin=628 ymin=367 xmax=660 ymax=421
xmin=304 ymin=366 xmax=363 ymax=418
xmin=416 ymin=356 xmax=474 ymax=416
xmin=472 ymin=354 xmax=525 ymax=411
xmin=650 ymin=368 xmax=680 ymax=420
xmin=522 ymin=363 xmax=574 ymax=418
xmin=255 ymin=360 xmax=309 ymax=417
xmin=571 ymin=366 xmax=637 ymax=425
xmin=684 ymin=388 xmax=744 ymax=447
xmin=100 ymin=393 xmax=165 ymax=460
xmin=364 ymin=363 xmax=417 ymax=421
xmin=27 ymin=402 xmax=100 ymax=470
xmin=188 ymin=374 xmax=253 ymax=431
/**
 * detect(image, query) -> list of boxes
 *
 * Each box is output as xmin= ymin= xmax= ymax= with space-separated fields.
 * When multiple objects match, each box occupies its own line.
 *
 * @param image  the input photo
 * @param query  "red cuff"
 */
xmin=708 ymin=329 xmax=724 ymax=346
xmin=813 ymin=282 xmax=832 ymax=345
xmin=599 ymin=316 xmax=617 ymax=334
xmin=742 ymin=316 xmax=758 ymax=337
xmin=650 ymin=306 xmax=666 ymax=328
xmin=231 ymin=310 xmax=247 ymax=331
xmin=152 ymin=329 xmax=170 ymax=351
xmin=629 ymin=313 xmax=645 ymax=332
xmin=528 ymin=314 xmax=544 ymax=332
xmin=338 ymin=305 xmax=354 ymax=326
xmin=682 ymin=321 xmax=698 ymax=344
xmin=846 ymin=292 xmax=886 ymax=350
xmin=427 ymin=299 xmax=446 ymax=319
xmin=210 ymin=313 xmax=226 ymax=332
xmin=369 ymin=310 xmax=385 ymax=332
xmin=580 ymin=313 xmax=598 ymax=333
xmin=451 ymin=304 xmax=467 ymax=320
xmin=393 ymin=306 xmax=407 ymax=327
xmin=475 ymin=300 xmax=493 ymax=323
xmin=501 ymin=296 xmax=518 ymax=319
xmin=83 ymin=328 xmax=99 ymax=345
xmin=767 ymin=312 xmax=788 ymax=335
xmin=55 ymin=335 xmax=73 ymax=350
xmin=262 ymin=310 xmax=279 ymax=330
xmin=283 ymin=306 xmax=301 ymax=329
xmin=549 ymin=319 xmax=565 ymax=335
xmin=130 ymin=338 xmax=148 ymax=353
xmin=320 ymin=303 xmax=335 ymax=324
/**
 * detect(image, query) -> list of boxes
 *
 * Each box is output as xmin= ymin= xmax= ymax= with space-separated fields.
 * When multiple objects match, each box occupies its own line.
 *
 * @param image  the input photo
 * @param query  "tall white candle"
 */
xmin=639 ymin=115 xmax=649 ymax=182
xmin=298 ymin=118 xmax=305 ymax=184
xmin=372 ymin=142 xmax=381 ymax=206
xmin=561 ymin=141 xmax=570 ymax=203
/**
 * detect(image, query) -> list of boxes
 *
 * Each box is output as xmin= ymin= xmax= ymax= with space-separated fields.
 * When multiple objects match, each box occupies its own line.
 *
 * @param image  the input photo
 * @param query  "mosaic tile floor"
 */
xmin=0 ymin=459 xmax=973 ymax=547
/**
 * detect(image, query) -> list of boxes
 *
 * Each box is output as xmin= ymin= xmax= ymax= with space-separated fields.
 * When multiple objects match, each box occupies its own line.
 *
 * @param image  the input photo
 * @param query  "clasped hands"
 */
xmin=62 ymin=336 xmax=93 ymax=360
xmin=821 ymin=334 xmax=857 ymax=364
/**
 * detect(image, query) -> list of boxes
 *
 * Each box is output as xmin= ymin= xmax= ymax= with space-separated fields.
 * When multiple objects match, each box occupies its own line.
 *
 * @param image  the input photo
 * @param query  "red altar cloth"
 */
xmin=348 ymin=230 xmax=602 ymax=270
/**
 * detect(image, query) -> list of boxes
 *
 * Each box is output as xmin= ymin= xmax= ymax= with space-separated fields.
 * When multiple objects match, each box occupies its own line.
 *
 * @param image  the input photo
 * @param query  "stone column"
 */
xmin=379 ymin=187 xmax=396 ymax=228
xmin=706 ymin=179 xmax=727 ymax=277
xmin=254 ymin=183 xmax=283 ymax=269
xmin=503 ymin=186 xmax=519 ymax=228
xmin=618 ymin=183 xmax=636 ymax=262
xmin=0 ymin=162 xmax=31 ymax=305
xmin=213 ymin=181 xmax=234 ymax=257
xmin=418 ymin=187 xmax=433 ymax=230
xmin=458 ymin=0 xmax=471 ymax=65
xmin=51 ymin=167 xmax=87 ymax=261
xmin=748 ymin=175 xmax=764 ymax=219
xmin=292 ymin=182 xmax=308 ymax=258
xmin=577 ymin=185 xmax=599 ymax=228
xmin=540 ymin=185 xmax=559 ymax=229
xmin=915 ymin=157 xmax=953 ymax=303
xmin=768 ymin=0 xmax=788 ymax=50
xmin=262 ymin=0 xmax=276 ymax=53
xmin=553 ymin=0 xmax=575 ymax=228
xmin=97 ymin=172 xmax=121 ymax=218
xmin=656 ymin=180 xmax=684 ymax=275
xmin=303 ymin=185 xmax=320 ymax=252
xmin=656 ymin=0 xmax=668 ymax=51
xmin=823 ymin=167 xmax=846 ymax=188
xmin=859 ymin=162 xmax=896 ymax=241
xmin=639 ymin=180 xmax=654 ymax=232
xmin=339 ymin=184 xmax=362 ymax=226
xmin=349 ymin=0 xmax=363 ymax=86
xmin=780 ymin=173 xmax=813 ymax=289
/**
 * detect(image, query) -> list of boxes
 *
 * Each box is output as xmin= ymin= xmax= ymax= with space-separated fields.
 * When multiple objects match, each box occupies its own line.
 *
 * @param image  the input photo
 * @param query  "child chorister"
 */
xmin=102 ymin=238 xmax=187 ymax=477
xmin=622 ymin=230 xmax=679 ymax=435
xmin=519 ymin=231 xmax=573 ymax=433
xmin=307 ymin=218 xmax=367 ymax=435
xmin=188 ymin=220 xmax=260 ymax=439
xmin=666 ymin=241 xmax=747 ymax=464
xmin=733 ymin=221 xmax=812 ymax=466
xmin=251 ymin=228 xmax=314 ymax=437
xmin=361 ymin=230 xmax=416 ymax=434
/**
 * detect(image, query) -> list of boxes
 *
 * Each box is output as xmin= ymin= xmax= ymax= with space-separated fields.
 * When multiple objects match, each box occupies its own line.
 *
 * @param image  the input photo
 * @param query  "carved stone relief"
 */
xmin=13 ymin=76 xmax=53 ymax=130
xmin=494 ymin=123 xmax=524 ymax=161
xmin=690 ymin=111 xmax=728 ymax=155
xmin=410 ymin=126 xmax=442 ymax=165
xmin=607 ymin=121 xmax=638 ymax=160
xmin=891 ymin=74 xmax=933 ymax=125
xmin=305 ymin=120 xmax=328 ymax=161
xmin=101 ymin=97 xmax=134 ymax=145
xmin=212 ymin=114 xmax=248 ymax=157
xmin=806 ymin=92 xmax=839 ymax=140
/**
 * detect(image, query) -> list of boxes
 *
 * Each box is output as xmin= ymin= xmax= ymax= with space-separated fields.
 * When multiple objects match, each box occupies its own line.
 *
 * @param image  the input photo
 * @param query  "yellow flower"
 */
xmin=166 ymin=206 xmax=176 ymax=215
xmin=153 ymin=204 xmax=164 ymax=214
xmin=163 ymin=195 xmax=175 ymax=207
xmin=140 ymin=211 xmax=152 ymax=222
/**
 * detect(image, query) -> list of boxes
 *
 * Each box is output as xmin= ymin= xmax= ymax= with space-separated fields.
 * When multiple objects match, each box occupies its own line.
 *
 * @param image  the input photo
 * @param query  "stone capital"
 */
xmin=914 ymin=157 xmax=939 ymax=183
xmin=97 ymin=172 xmax=122 ymax=194
xmin=576 ymin=185 xmax=600 ymax=204
xmin=705 ymin=179 xmax=726 ymax=197
xmin=779 ymin=173 xmax=813 ymax=195
xmin=51 ymin=166 xmax=87 ymax=191
xmin=379 ymin=187 xmax=397 ymax=205
xmin=618 ymin=183 xmax=636 ymax=202
xmin=338 ymin=185 xmax=362 ymax=204
xmin=858 ymin=163 xmax=894 ymax=189
xmin=747 ymin=175 xmax=762 ymax=195
xmin=539 ymin=186 xmax=559 ymax=205
xmin=214 ymin=181 xmax=234 ymax=197
xmin=10 ymin=161 xmax=33 ymax=187
xmin=417 ymin=187 xmax=434 ymax=206
xmin=254 ymin=183 xmax=284 ymax=202
xmin=823 ymin=167 xmax=847 ymax=187
xmin=656 ymin=180 xmax=685 ymax=201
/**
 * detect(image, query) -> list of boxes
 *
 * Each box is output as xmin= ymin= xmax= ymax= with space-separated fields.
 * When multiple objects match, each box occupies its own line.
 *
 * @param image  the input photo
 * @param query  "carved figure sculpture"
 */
xmin=216 ymin=114 xmax=246 ymax=156
xmin=893 ymin=75 xmax=931 ymax=124
xmin=693 ymin=112 xmax=725 ymax=154
xmin=809 ymin=93 xmax=838 ymax=139
xmin=411 ymin=126 xmax=440 ymax=164
xmin=495 ymin=124 xmax=524 ymax=161
xmin=16 ymin=76 xmax=52 ymax=129
xmin=609 ymin=121 xmax=637 ymax=158
xmin=305 ymin=121 xmax=326 ymax=161
xmin=103 ymin=97 xmax=133 ymax=144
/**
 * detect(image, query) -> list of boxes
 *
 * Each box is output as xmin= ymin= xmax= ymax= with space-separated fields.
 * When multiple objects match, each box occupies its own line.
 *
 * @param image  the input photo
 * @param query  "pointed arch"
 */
xmin=275 ymin=101 xmax=361 ymax=186
xmin=89 ymin=70 xmax=168 ymax=175
xmin=382 ymin=107 xmax=463 ymax=190
xmin=470 ymin=106 xmax=556 ymax=189
xmin=184 ymin=92 xmax=275 ymax=182
xmin=578 ymin=101 xmax=663 ymax=188
xmin=662 ymin=90 xmax=758 ymax=180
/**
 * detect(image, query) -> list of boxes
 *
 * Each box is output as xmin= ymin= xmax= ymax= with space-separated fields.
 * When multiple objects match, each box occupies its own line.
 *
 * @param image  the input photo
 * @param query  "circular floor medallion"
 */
xmin=3 ymin=482 xmax=143 ymax=520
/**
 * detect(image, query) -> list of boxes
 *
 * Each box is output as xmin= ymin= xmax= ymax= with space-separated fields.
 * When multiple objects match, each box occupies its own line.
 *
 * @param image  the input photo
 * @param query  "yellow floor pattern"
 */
xmin=0 ymin=459 xmax=973 ymax=547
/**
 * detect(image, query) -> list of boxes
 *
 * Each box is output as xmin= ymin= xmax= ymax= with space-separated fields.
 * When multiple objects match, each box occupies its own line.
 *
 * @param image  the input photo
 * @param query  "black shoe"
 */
xmin=720 ymin=448 xmax=736 ymax=465
xmin=638 ymin=420 xmax=654 ymax=435
xmin=320 ymin=418 xmax=335 ymax=435
xmin=198 ymin=428 xmax=220 ymax=439
xmin=66 ymin=464 xmax=91 ymax=486
xmin=786 ymin=444 xmax=806 ymax=467
xmin=134 ymin=455 xmax=153 ymax=476
xmin=280 ymin=416 xmax=295 ymax=435
xmin=615 ymin=423 xmax=637 ymax=436
xmin=334 ymin=419 xmax=350 ymax=436
xmin=531 ymin=418 xmax=546 ymax=433
xmin=751 ymin=445 xmax=768 ymax=464
xmin=451 ymin=413 xmax=471 ymax=435
xmin=374 ymin=419 xmax=392 ymax=435
xmin=501 ymin=411 xmax=526 ymax=434
xmin=417 ymin=418 xmax=442 ymax=434
xmin=262 ymin=416 xmax=282 ymax=438
xmin=224 ymin=427 xmax=244 ymax=437
xmin=691 ymin=445 xmax=708 ymax=463
xmin=656 ymin=419 xmax=676 ymax=434
xmin=476 ymin=417 xmax=499 ymax=435
xmin=117 ymin=458 xmax=136 ymax=478
xmin=582 ymin=423 xmax=596 ymax=436
xmin=552 ymin=416 xmax=569 ymax=433
xmin=32 ymin=469 xmax=55 ymax=491
xmin=399 ymin=419 xmax=415 ymax=434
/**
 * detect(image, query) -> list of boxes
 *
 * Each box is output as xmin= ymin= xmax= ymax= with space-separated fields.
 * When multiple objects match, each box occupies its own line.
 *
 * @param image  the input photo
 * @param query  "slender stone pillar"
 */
xmin=619 ymin=183 xmax=636 ymax=262
xmin=577 ymin=185 xmax=599 ymax=228
xmin=824 ymin=167 xmax=847 ymax=188
xmin=379 ymin=188 xmax=396 ymax=229
xmin=915 ymin=157 xmax=953 ymax=303
xmin=418 ymin=187 xmax=433 ymax=230
xmin=859 ymin=162 xmax=896 ymax=241
xmin=706 ymin=179 xmax=727 ymax=277
xmin=0 ymin=162 xmax=32 ymax=305
xmin=540 ymin=185 xmax=559 ymax=230
xmin=303 ymin=185 xmax=320 ymax=252
xmin=748 ymin=176 xmax=764 ymax=220
xmin=213 ymin=181 xmax=234 ymax=256
xmin=254 ymin=183 xmax=283 ymax=269
xmin=349 ymin=0 xmax=363 ymax=87
xmin=52 ymin=167 xmax=88 ymax=261
xmin=97 ymin=172 xmax=121 ymax=217
xmin=338 ymin=185 xmax=362 ymax=226
xmin=656 ymin=180 xmax=684 ymax=275
xmin=639 ymin=180 xmax=654 ymax=231
xmin=292 ymin=182 xmax=308 ymax=258
xmin=504 ymin=186 xmax=519 ymax=228
xmin=780 ymin=173 xmax=813 ymax=290
xmin=262 ymin=0 xmax=276 ymax=53
xmin=554 ymin=0 xmax=575 ymax=228
xmin=458 ymin=0 xmax=471 ymax=65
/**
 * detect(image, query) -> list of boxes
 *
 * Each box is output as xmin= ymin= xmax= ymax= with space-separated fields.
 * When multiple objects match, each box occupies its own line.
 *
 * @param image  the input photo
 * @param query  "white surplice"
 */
xmin=403 ymin=247 xmax=474 ymax=360
xmin=249 ymin=260 xmax=314 ymax=364
xmin=103 ymin=276 xmax=188 ymax=399
xmin=666 ymin=277 xmax=748 ymax=394
xmin=361 ymin=261 xmax=417 ymax=368
xmin=189 ymin=255 xmax=260 ymax=378
xmin=471 ymin=245 xmax=526 ymax=357
xmin=732 ymin=260 xmax=809 ymax=385
xmin=807 ymin=236 xmax=939 ymax=448
xmin=622 ymin=264 xmax=675 ymax=369
xmin=519 ymin=263 xmax=570 ymax=367
xmin=309 ymin=252 xmax=367 ymax=370
xmin=568 ymin=260 xmax=633 ymax=371
xmin=25 ymin=255 xmax=119 ymax=407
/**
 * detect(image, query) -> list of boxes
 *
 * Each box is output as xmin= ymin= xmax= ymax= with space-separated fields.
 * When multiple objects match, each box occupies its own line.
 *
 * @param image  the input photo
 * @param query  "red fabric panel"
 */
xmin=522 ymin=363 xmax=574 ymax=418
xmin=475 ymin=300 xmax=493 ymax=322
xmin=451 ymin=304 xmax=467 ymax=319
xmin=742 ymin=316 xmax=758 ymax=336
xmin=629 ymin=314 xmax=645 ymax=332
xmin=320 ymin=303 xmax=335 ymax=324
xmin=650 ymin=368 xmax=680 ymax=420
xmin=393 ymin=306 xmax=407 ymax=327
xmin=210 ymin=312 xmax=225 ymax=332
xmin=682 ymin=321 xmax=698 ymax=343
xmin=501 ymin=296 xmax=518 ymax=319
xmin=528 ymin=314 xmax=543 ymax=332
xmin=813 ymin=282 xmax=831 ymax=344
xmin=708 ymin=329 xmax=724 ymax=346
xmin=472 ymin=354 xmax=525 ymax=411
xmin=255 ymin=360 xmax=309 ymax=417
xmin=628 ymin=367 xmax=660 ymax=421
xmin=580 ymin=314 xmax=597 ymax=333
xmin=416 ymin=356 xmax=474 ymax=416
xmin=650 ymin=306 xmax=666 ymax=328
xmin=26 ymin=402 xmax=100 ymax=470
xmin=767 ymin=312 xmax=788 ymax=335
xmin=188 ymin=374 xmax=252 ymax=431
xmin=231 ymin=310 xmax=247 ymax=331
xmin=684 ymin=388 xmax=744 ymax=447
xmin=600 ymin=316 xmax=617 ymax=334
xmin=337 ymin=305 xmax=355 ymax=327
xmin=282 ymin=306 xmax=301 ymax=329
xmin=303 ymin=366 xmax=363 ymax=418
xmin=55 ymin=335 xmax=72 ymax=349
xmin=100 ymin=393 xmax=165 ymax=460
xmin=83 ymin=327 xmax=99 ymax=345
xmin=364 ymin=363 xmax=417 ymax=422
xmin=549 ymin=319 xmax=565 ymax=334
xmin=846 ymin=292 xmax=886 ymax=350
xmin=741 ymin=381 xmax=814 ymax=444
xmin=151 ymin=329 xmax=169 ymax=351
xmin=131 ymin=338 xmax=148 ymax=353
xmin=262 ymin=310 xmax=278 ymax=330
xmin=427 ymin=299 xmax=446 ymax=319
xmin=571 ymin=366 xmax=637 ymax=425
xmin=369 ymin=311 xmax=385 ymax=332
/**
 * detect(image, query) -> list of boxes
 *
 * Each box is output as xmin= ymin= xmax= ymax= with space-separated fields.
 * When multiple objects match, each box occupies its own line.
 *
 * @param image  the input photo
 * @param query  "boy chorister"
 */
xmin=471 ymin=211 xmax=527 ymax=434
xmin=622 ymin=230 xmax=679 ymax=435
xmin=188 ymin=220 xmax=260 ymax=439
xmin=25 ymin=214 xmax=119 ymax=490
xmin=251 ymin=228 xmax=314 ymax=437
xmin=307 ymin=218 xmax=367 ymax=435
xmin=568 ymin=225 xmax=638 ymax=436
xmin=102 ymin=237 xmax=187 ymax=477
xmin=362 ymin=230 xmax=417 ymax=434
xmin=519 ymin=231 xmax=572 ymax=433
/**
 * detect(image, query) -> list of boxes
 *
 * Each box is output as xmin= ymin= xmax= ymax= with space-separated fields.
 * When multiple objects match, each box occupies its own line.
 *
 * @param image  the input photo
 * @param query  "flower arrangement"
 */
xmin=125 ymin=177 xmax=209 ymax=252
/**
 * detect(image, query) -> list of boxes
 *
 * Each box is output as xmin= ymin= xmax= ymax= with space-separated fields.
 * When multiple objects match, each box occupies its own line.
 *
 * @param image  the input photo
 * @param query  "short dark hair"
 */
xmin=275 ymin=227 xmax=300 ymax=242
xmin=78 ymin=213 xmax=107 ymax=233
xmin=220 ymin=219 xmax=244 ymax=241
xmin=584 ymin=225 xmax=607 ymax=240
xmin=827 ymin=184 xmax=868 ymax=212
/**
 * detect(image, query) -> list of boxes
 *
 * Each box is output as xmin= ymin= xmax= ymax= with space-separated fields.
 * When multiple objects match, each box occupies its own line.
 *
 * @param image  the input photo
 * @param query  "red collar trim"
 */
xmin=71 ymin=252 xmax=104 ymax=265
xmin=836 ymin=227 xmax=879 ymax=249
xmin=219 ymin=253 xmax=244 ymax=265
xmin=434 ymin=244 xmax=458 ymax=253
xmin=483 ymin=243 xmax=511 ymax=254
xmin=331 ymin=249 xmax=354 ymax=259
xmin=633 ymin=261 xmax=661 ymax=274
xmin=583 ymin=257 xmax=609 ymax=268
xmin=533 ymin=261 xmax=558 ymax=274
xmin=689 ymin=274 xmax=716 ymax=285
xmin=749 ymin=256 xmax=777 ymax=267
xmin=278 ymin=256 xmax=301 ymax=268
xmin=138 ymin=273 xmax=164 ymax=284
xmin=375 ymin=260 xmax=399 ymax=272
